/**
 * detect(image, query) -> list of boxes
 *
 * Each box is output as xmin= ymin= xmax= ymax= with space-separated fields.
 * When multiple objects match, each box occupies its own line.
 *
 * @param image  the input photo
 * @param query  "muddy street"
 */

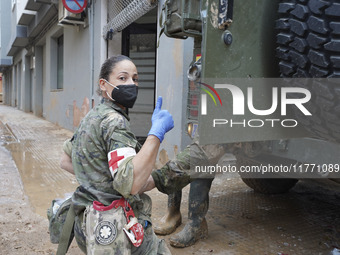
xmin=0 ymin=105 xmax=340 ymax=255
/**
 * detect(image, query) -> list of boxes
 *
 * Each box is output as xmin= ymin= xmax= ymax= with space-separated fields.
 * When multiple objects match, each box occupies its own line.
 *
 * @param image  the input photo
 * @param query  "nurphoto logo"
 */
xmin=200 ymin=83 xmax=312 ymax=128
xmin=199 ymin=82 xmax=223 ymax=115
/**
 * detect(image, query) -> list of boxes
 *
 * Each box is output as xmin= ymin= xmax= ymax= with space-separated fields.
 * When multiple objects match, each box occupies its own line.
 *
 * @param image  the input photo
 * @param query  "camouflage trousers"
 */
xmin=74 ymin=194 xmax=171 ymax=255
xmin=151 ymin=142 xmax=224 ymax=195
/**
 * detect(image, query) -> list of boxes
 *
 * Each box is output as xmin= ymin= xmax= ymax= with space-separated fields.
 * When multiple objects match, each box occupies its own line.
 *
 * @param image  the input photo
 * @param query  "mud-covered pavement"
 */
xmin=0 ymin=104 xmax=340 ymax=255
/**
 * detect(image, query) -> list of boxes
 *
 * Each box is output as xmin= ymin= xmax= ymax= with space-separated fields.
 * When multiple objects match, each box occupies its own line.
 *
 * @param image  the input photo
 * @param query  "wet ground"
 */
xmin=0 ymin=104 xmax=339 ymax=255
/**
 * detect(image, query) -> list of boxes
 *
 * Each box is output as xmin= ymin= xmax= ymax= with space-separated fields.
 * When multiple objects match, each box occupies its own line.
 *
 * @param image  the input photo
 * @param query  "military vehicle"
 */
xmin=161 ymin=0 xmax=340 ymax=193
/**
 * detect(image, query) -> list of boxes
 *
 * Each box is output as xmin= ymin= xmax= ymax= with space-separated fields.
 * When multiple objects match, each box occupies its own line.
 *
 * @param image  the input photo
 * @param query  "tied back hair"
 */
xmin=96 ymin=55 xmax=132 ymax=96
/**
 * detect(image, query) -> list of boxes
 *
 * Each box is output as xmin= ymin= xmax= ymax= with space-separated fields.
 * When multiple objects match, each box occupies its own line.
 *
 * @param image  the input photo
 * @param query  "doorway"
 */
xmin=122 ymin=10 xmax=157 ymax=143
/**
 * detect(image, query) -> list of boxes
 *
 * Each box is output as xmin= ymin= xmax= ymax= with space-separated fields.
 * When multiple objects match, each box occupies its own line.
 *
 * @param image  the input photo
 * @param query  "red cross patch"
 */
xmin=108 ymin=147 xmax=136 ymax=178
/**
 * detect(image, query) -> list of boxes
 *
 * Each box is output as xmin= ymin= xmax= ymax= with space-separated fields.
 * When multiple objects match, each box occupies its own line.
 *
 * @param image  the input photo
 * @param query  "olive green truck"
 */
xmin=161 ymin=0 xmax=340 ymax=193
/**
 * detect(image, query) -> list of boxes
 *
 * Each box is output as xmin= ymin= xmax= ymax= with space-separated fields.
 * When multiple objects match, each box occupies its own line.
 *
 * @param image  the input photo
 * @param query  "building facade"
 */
xmin=0 ymin=0 xmax=193 ymax=161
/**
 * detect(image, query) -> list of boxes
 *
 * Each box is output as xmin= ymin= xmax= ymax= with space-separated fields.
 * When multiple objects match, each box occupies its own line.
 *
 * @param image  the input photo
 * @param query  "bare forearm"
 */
xmin=60 ymin=152 xmax=75 ymax=175
xmin=131 ymin=135 xmax=160 ymax=194
xmin=138 ymin=175 xmax=156 ymax=194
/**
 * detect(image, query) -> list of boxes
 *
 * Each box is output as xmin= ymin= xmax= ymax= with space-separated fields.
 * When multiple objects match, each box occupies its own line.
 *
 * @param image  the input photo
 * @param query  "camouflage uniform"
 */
xmin=151 ymin=142 xmax=213 ymax=195
xmin=151 ymin=143 xmax=224 ymax=247
xmin=64 ymin=98 xmax=170 ymax=254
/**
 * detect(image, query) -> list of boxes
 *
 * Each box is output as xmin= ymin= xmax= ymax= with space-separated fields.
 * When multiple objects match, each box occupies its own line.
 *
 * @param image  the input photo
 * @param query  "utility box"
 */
xmin=58 ymin=0 xmax=86 ymax=26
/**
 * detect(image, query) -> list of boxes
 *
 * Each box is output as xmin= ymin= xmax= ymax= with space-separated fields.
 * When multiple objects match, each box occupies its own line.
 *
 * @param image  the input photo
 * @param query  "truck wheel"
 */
xmin=276 ymin=0 xmax=340 ymax=142
xmin=237 ymin=155 xmax=298 ymax=194
xmin=241 ymin=178 xmax=298 ymax=194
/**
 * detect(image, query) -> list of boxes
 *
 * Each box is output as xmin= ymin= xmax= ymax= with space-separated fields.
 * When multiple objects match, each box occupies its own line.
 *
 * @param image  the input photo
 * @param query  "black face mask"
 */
xmin=111 ymin=84 xmax=138 ymax=108
xmin=104 ymin=80 xmax=138 ymax=108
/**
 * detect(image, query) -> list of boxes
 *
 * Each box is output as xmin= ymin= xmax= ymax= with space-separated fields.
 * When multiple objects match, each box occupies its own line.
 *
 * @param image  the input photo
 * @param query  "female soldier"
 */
xmin=62 ymin=55 xmax=173 ymax=254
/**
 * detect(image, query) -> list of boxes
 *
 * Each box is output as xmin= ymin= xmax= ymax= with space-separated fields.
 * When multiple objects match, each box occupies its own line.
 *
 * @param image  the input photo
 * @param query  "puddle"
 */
xmin=0 ymin=121 xmax=17 ymax=144
xmin=4 ymin=140 xmax=77 ymax=217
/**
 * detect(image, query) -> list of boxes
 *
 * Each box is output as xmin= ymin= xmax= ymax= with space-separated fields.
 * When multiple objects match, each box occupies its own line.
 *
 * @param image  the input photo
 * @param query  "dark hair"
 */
xmin=97 ymin=55 xmax=132 ymax=95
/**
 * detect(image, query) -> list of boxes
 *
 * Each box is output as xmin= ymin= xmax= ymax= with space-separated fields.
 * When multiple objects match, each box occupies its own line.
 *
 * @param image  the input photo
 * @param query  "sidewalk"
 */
xmin=0 ymin=104 xmax=81 ymax=254
xmin=0 ymin=104 xmax=77 ymax=216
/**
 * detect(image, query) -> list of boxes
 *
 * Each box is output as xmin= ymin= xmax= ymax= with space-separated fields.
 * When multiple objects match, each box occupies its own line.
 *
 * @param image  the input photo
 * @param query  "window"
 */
xmin=50 ymin=32 xmax=64 ymax=91
xmin=57 ymin=35 xmax=64 ymax=89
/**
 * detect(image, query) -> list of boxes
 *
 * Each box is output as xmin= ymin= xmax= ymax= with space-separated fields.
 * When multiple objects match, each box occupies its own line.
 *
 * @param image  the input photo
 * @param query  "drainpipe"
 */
xmin=89 ymin=0 xmax=95 ymax=108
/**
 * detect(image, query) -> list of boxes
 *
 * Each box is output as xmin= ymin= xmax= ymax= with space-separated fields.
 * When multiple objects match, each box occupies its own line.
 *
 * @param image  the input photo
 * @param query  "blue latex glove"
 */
xmin=148 ymin=96 xmax=174 ymax=142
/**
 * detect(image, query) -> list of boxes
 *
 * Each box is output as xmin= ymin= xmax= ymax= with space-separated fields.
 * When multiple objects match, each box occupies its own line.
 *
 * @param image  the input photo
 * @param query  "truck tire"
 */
xmin=241 ymin=178 xmax=298 ymax=194
xmin=276 ymin=0 xmax=340 ymax=142
xmin=237 ymin=155 xmax=298 ymax=194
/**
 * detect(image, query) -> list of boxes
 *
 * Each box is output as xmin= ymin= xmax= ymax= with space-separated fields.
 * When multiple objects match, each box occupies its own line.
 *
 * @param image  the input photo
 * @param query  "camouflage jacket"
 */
xmin=67 ymin=98 xmax=146 ymax=218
